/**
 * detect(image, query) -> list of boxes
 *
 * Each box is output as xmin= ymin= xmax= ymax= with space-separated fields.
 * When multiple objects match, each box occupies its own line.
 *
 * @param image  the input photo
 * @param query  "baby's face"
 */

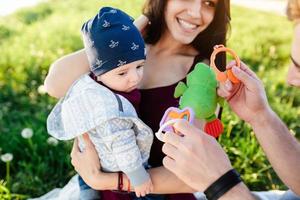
xmin=98 ymin=60 xmax=145 ymax=92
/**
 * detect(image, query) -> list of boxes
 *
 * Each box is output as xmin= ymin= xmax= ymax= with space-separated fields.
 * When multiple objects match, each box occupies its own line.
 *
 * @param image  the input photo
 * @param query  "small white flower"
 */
xmin=38 ymin=85 xmax=47 ymax=94
xmin=1 ymin=153 xmax=13 ymax=162
xmin=47 ymin=137 xmax=58 ymax=146
xmin=21 ymin=128 xmax=33 ymax=139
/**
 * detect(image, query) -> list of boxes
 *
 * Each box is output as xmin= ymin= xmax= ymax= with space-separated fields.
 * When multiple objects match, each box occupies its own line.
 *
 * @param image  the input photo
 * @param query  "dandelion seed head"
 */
xmin=1 ymin=153 xmax=13 ymax=162
xmin=47 ymin=137 xmax=58 ymax=146
xmin=21 ymin=128 xmax=33 ymax=139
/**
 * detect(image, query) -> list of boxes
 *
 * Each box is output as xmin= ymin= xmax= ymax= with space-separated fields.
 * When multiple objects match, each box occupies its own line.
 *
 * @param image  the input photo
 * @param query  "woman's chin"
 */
xmin=173 ymin=34 xmax=196 ymax=45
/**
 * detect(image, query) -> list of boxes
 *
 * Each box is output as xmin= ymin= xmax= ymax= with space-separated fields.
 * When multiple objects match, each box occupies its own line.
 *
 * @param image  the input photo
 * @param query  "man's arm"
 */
xmin=250 ymin=109 xmax=300 ymax=195
xmin=219 ymin=63 xmax=300 ymax=195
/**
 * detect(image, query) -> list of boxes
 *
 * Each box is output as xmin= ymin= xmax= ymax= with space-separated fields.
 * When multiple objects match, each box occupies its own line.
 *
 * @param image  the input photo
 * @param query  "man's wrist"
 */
xmin=248 ymin=107 xmax=274 ymax=129
xmin=204 ymin=169 xmax=242 ymax=200
xmin=219 ymin=182 xmax=254 ymax=200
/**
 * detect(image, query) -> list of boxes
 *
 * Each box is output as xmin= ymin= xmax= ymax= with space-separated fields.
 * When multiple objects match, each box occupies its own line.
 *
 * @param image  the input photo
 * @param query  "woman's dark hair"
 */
xmin=143 ymin=0 xmax=231 ymax=71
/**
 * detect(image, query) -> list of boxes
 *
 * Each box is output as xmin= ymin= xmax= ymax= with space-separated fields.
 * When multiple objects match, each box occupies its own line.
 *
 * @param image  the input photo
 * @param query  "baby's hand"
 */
xmin=134 ymin=178 xmax=153 ymax=197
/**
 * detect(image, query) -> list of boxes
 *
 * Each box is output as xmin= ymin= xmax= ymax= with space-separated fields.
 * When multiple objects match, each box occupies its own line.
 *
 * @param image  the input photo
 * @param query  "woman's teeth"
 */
xmin=178 ymin=19 xmax=198 ymax=30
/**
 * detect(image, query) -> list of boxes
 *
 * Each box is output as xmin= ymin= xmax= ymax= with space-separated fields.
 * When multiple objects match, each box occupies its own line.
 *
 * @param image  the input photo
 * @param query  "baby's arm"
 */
xmin=103 ymin=118 xmax=153 ymax=197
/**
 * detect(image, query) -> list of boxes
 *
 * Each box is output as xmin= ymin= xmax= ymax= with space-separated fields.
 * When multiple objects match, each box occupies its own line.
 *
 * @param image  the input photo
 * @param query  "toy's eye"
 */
xmin=183 ymin=114 xmax=188 ymax=120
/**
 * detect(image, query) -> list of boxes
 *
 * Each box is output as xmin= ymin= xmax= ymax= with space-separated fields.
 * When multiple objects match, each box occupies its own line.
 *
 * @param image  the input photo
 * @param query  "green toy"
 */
xmin=174 ymin=62 xmax=224 ymax=137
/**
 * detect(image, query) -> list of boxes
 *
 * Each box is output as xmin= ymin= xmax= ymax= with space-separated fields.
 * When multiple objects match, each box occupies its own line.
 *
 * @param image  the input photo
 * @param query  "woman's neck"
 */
xmin=151 ymin=30 xmax=198 ymax=57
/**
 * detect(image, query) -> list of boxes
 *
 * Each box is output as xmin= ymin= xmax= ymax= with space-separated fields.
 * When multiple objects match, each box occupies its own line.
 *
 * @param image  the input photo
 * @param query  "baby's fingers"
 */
xmin=140 ymin=190 xmax=147 ymax=197
xmin=135 ymin=191 xmax=141 ymax=198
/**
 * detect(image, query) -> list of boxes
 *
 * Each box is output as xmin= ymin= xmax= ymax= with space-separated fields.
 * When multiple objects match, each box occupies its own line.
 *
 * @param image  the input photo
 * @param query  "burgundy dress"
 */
xmin=100 ymin=57 xmax=202 ymax=200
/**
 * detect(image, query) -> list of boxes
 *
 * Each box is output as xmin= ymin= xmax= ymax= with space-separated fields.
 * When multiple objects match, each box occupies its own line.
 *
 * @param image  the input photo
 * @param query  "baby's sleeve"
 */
xmin=102 ymin=118 xmax=150 ymax=187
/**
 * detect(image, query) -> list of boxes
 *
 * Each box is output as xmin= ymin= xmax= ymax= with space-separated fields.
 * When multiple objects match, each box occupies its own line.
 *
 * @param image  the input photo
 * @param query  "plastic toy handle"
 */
xmin=210 ymin=45 xmax=241 ymax=83
xmin=155 ymin=119 xmax=185 ymax=142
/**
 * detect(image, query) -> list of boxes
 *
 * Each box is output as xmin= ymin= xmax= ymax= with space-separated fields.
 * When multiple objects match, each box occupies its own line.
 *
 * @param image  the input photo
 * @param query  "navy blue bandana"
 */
xmin=81 ymin=7 xmax=146 ymax=76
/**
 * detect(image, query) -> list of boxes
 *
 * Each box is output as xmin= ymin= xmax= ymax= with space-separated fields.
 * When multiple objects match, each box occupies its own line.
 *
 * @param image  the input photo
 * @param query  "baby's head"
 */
xmin=81 ymin=7 xmax=146 ymax=92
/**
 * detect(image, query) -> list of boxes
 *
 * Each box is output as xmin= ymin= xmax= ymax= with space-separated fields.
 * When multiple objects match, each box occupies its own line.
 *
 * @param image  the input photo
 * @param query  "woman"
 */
xmin=44 ymin=0 xmax=230 ymax=199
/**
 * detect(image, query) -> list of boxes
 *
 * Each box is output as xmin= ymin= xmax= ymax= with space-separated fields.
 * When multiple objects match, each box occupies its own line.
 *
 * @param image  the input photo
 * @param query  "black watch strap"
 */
xmin=204 ymin=169 xmax=242 ymax=200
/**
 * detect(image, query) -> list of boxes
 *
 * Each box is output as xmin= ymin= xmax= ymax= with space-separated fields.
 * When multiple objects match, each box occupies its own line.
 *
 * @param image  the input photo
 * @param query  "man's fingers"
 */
xmin=239 ymin=62 xmax=259 ymax=81
xmin=217 ymin=79 xmax=233 ymax=98
xmin=162 ymin=131 xmax=182 ymax=149
xmin=227 ymin=60 xmax=259 ymax=80
xmin=226 ymin=60 xmax=237 ymax=69
xmin=162 ymin=156 xmax=178 ymax=174
xmin=173 ymin=120 xmax=202 ymax=137
xmin=232 ymin=66 xmax=257 ymax=91
xmin=162 ymin=143 xmax=179 ymax=160
xmin=217 ymin=87 xmax=230 ymax=98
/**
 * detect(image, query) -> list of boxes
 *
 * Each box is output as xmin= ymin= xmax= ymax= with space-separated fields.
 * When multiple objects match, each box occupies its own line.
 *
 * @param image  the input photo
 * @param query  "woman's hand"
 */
xmin=134 ymin=15 xmax=149 ymax=36
xmin=162 ymin=120 xmax=233 ymax=192
xmin=71 ymin=133 xmax=102 ymax=189
xmin=217 ymin=61 xmax=271 ymax=125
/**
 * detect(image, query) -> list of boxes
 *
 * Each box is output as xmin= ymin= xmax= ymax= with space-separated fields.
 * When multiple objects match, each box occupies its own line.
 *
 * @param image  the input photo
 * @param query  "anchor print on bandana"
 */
xmin=109 ymin=40 xmax=119 ymax=48
xmin=122 ymin=25 xmax=130 ymax=31
xmin=117 ymin=60 xmax=127 ymax=67
xmin=95 ymin=59 xmax=104 ymax=68
xmin=102 ymin=20 xmax=110 ymax=28
xmin=131 ymin=43 xmax=139 ymax=50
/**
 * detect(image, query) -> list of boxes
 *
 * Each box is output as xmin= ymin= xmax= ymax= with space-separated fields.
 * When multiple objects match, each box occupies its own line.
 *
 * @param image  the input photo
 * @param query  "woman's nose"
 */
xmin=187 ymin=0 xmax=202 ymax=18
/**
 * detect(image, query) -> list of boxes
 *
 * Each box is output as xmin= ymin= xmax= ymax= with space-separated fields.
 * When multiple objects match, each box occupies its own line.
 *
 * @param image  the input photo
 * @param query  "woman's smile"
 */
xmin=176 ymin=17 xmax=200 ymax=33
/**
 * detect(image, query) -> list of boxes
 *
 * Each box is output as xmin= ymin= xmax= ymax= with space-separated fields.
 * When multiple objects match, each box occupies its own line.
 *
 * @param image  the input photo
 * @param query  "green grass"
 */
xmin=0 ymin=0 xmax=299 ymax=198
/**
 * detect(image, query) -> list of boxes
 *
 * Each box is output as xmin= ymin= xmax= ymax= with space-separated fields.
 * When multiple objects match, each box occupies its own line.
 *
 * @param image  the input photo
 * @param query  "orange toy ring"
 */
xmin=210 ymin=45 xmax=241 ymax=83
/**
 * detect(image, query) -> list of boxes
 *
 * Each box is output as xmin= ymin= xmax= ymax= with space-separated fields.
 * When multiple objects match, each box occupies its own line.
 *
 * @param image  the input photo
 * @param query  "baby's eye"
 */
xmin=118 ymin=72 xmax=127 ymax=76
xmin=137 ymin=65 xmax=144 ymax=69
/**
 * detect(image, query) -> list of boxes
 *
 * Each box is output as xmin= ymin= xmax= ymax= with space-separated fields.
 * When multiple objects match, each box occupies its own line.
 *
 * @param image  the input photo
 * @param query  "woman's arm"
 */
xmin=71 ymin=134 xmax=195 ymax=194
xmin=44 ymin=49 xmax=90 ymax=98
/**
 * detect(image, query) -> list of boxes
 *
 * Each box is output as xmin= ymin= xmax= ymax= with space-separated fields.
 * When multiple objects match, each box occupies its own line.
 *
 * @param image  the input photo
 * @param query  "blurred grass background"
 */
xmin=0 ymin=0 xmax=299 ymax=198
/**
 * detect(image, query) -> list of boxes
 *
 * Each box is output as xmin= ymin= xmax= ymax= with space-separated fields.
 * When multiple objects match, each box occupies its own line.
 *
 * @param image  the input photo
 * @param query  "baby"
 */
xmin=47 ymin=7 xmax=155 ymax=199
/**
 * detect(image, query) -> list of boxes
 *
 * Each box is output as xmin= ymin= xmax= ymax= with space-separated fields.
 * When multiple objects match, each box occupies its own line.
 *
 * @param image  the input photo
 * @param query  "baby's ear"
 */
xmin=96 ymin=76 xmax=102 ymax=82
xmin=134 ymin=15 xmax=150 ymax=36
